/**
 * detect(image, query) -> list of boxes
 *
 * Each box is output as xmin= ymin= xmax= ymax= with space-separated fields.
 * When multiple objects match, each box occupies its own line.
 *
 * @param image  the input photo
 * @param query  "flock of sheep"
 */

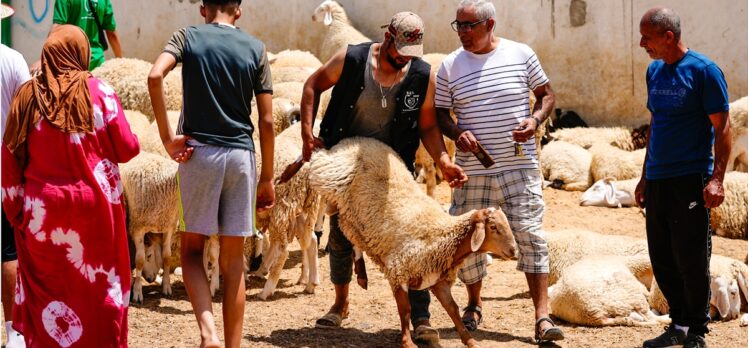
xmin=87 ymin=0 xmax=748 ymax=342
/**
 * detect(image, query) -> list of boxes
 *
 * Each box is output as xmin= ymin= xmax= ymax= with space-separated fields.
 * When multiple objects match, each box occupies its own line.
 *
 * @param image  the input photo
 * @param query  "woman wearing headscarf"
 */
xmin=1 ymin=25 xmax=139 ymax=347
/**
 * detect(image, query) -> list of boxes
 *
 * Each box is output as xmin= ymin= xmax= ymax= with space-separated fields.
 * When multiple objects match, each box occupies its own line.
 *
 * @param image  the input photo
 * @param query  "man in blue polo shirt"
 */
xmin=635 ymin=7 xmax=732 ymax=348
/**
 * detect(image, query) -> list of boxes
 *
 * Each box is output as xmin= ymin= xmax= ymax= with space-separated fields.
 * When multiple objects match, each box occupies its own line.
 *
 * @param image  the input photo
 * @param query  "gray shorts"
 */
xmin=178 ymin=144 xmax=256 ymax=237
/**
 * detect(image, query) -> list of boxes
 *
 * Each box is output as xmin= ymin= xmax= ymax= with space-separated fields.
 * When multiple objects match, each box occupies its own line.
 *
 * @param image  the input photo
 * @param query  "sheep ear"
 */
xmin=713 ymin=287 xmax=731 ymax=319
xmin=324 ymin=10 xmax=333 ymax=26
xmin=471 ymin=221 xmax=485 ymax=252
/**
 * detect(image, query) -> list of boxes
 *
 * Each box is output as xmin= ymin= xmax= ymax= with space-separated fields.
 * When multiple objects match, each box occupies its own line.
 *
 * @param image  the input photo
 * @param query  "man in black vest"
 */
xmin=301 ymin=12 xmax=467 ymax=347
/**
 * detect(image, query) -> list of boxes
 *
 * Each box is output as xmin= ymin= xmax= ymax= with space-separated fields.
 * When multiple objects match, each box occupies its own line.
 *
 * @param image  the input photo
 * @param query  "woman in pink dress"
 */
xmin=1 ymin=25 xmax=139 ymax=347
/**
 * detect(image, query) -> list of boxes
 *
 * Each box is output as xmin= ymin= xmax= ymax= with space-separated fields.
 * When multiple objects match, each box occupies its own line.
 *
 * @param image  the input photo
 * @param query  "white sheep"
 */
xmin=272 ymin=81 xmax=331 ymax=118
xmin=414 ymin=138 xmax=456 ymax=198
xmin=727 ymin=96 xmax=748 ymax=171
xmin=540 ymin=140 xmax=592 ymax=191
xmin=308 ymin=137 xmax=517 ymax=348
xmin=123 ymin=110 xmax=152 ymax=141
xmin=711 ymin=171 xmax=748 ymax=239
xmin=549 ymin=126 xmax=639 ymax=151
xmin=120 ymin=151 xmax=180 ymax=303
xmin=249 ymin=97 xmax=301 ymax=137
xmin=139 ymin=111 xmax=182 ymax=158
xmin=251 ymin=122 xmax=321 ymax=300
xmin=92 ymin=58 xmax=182 ymax=121
xmin=650 ymin=254 xmax=748 ymax=321
xmin=270 ymin=49 xmax=322 ymax=69
xmin=548 ymin=254 xmax=670 ymax=326
xmin=545 ymin=229 xmax=651 ymax=287
xmin=589 ymin=144 xmax=646 ymax=182
xmin=271 ymin=66 xmax=316 ymax=84
xmin=312 ymin=0 xmax=371 ymax=62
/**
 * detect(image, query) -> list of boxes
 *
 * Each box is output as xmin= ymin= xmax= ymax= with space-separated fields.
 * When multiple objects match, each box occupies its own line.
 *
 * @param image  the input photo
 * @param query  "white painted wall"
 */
xmin=5 ymin=0 xmax=747 ymax=126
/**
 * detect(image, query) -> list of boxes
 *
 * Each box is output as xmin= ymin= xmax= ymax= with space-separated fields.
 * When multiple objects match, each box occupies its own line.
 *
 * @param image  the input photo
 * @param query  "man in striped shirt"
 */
xmin=435 ymin=0 xmax=563 ymax=343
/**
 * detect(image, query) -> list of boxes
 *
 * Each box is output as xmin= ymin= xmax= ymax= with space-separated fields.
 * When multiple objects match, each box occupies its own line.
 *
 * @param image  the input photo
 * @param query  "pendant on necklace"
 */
xmin=381 ymin=97 xmax=387 ymax=108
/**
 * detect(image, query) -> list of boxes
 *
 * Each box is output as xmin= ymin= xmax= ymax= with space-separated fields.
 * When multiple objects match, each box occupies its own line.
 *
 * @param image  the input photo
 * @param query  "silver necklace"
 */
xmin=373 ymin=44 xmax=401 ymax=109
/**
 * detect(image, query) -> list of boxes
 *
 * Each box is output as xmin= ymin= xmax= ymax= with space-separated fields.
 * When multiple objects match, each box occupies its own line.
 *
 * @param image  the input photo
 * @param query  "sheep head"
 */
xmin=469 ymin=207 xmax=516 ymax=260
xmin=142 ymin=233 xmax=164 ymax=283
xmin=710 ymin=276 xmax=740 ymax=320
xmin=312 ymin=0 xmax=340 ymax=26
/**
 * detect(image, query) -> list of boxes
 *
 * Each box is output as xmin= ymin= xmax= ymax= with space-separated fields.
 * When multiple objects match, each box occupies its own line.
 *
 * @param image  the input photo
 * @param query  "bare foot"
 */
xmin=200 ymin=336 xmax=220 ymax=348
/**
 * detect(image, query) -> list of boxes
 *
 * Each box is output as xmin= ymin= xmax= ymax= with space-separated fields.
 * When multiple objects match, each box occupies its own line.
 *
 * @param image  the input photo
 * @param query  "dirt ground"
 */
xmin=123 ymin=182 xmax=748 ymax=348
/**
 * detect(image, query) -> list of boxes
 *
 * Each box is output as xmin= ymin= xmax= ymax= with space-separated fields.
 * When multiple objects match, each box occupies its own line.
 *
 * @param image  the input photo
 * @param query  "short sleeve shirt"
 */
xmin=435 ymin=38 xmax=549 ymax=176
xmin=53 ymin=0 xmax=116 ymax=70
xmin=163 ymin=23 xmax=272 ymax=151
xmin=644 ymin=50 xmax=729 ymax=180
xmin=1 ymin=44 xmax=31 ymax=137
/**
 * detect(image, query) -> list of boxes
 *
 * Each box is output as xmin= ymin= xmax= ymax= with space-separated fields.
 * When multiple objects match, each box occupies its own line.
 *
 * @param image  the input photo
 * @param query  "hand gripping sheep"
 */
xmin=307 ymin=137 xmax=517 ymax=348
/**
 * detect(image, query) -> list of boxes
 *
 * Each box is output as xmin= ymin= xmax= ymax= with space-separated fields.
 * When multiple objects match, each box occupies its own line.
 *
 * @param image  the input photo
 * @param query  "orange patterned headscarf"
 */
xmin=4 ymin=24 xmax=93 ymax=154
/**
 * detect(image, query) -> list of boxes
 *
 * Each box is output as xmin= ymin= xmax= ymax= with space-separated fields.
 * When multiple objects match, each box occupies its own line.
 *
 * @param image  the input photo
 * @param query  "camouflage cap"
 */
xmin=382 ymin=12 xmax=424 ymax=57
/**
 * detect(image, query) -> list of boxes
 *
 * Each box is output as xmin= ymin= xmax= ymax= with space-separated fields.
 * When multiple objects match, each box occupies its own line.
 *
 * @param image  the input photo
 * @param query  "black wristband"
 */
xmin=531 ymin=115 xmax=542 ymax=126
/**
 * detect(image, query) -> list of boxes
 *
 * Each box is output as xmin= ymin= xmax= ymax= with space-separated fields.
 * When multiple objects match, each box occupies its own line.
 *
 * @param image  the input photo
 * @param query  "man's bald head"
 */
xmin=641 ymin=7 xmax=681 ymax=40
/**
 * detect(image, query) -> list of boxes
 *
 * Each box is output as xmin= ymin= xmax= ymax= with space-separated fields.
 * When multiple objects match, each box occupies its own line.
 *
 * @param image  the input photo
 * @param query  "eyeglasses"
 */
xmin=451 ymin=19 xmax=489 ymax=32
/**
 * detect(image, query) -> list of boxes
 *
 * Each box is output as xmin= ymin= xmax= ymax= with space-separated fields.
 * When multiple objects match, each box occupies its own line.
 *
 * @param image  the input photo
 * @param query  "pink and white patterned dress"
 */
xmin=1 ymin=77 xmax=140 ymax=347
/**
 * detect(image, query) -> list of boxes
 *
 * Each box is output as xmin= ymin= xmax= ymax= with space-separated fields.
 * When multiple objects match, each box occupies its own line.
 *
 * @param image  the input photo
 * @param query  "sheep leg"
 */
xmin=132 ymin=232 xmax=146 ymax=304
xmin=424 ymin=165 xmax=437 ymax=198
xmin=258 ymin=240 xmax=287 ymax=300
xmin=390 ymin=285 xmax=418 ymax=348
xmin=353 ymin=248 xmax=368 ymax=290
xmin=295 ymin=216 xmax=310 ymax=286
xmin=254 ymin=235 xmax=279 ymax=278
xmin=161 ymin=231 xmax=173 ymax=296
xmin=303 ymin=237 xmax=319 ymax=294
xmin=430 ymin=280 xmax=478 ymax=347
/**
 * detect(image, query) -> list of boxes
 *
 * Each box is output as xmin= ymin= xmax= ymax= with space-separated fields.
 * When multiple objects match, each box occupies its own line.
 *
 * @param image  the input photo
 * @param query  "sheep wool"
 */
xmin=308 ymin=137 xmax=511 ymax=287
xmin=545 ymin=229 xmax=651 ymax=286
xmin=711 ymin=171 xmax=748 ymax=239
xmin=540 ymin=140 xmax=592 ymax=191
xmin=549 ymin=255 xmax=669 ymax=326
xmin=141 ymin=111 xmax=182 ymax=158
xmin=92 ymin=58 xmax=182 ymax=121
xmin=270 ymin=49 xmax=322 ymax=69
xmin=550 ymin=126 xmax=636 ymax=151
xmin=589 ymin=144 xmax=646 ymax=182
xmin=253 ymin=122 xmax=321 ymax=299
xmin=119 ymin=151 xmax=180 ymax=302
xmin=123 ymin=110 xmax=152 ymax=142
xmin=312 ymin=0 xmax=371 ymax=62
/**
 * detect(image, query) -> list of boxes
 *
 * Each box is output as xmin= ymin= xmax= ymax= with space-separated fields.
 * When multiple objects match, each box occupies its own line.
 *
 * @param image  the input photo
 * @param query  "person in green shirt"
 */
xmin=31 ymin=0 xmax=122 ymax=73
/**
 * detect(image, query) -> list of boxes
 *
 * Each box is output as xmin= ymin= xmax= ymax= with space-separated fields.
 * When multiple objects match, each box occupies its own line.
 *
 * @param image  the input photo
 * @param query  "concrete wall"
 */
xmin=5 ymin=0 xmax=747 ymax=126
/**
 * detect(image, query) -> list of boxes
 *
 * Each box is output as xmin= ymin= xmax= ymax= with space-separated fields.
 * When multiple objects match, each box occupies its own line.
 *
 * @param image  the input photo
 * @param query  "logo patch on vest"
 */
xmin=404 ymin=91 xmax=420 ymax=111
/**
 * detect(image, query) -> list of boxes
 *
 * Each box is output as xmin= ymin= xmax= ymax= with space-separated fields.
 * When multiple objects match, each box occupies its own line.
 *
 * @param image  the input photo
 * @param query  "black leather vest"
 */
xmin=318 ymin=42 xmax=431 ymax=172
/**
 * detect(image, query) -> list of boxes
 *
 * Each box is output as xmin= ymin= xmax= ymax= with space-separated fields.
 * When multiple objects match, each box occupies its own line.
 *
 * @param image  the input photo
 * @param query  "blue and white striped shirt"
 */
xmin=436 ymin=38 xmax=549 ymax=176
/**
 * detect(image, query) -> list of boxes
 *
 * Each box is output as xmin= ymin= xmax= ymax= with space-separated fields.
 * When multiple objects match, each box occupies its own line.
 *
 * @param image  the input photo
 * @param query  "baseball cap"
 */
xmin=381 ymin=12 xmax=424 ymax=58
xmin=1 ymin=4 xmax=15 ymax=19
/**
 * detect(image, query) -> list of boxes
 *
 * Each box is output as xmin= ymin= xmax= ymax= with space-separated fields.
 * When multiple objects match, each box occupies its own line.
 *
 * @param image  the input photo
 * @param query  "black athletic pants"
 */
xmin=646 ymin=173 xmax=711 ymax=336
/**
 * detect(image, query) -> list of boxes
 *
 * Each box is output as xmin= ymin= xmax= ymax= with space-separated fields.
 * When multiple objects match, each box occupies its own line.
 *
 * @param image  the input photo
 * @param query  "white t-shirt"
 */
xmin=435 ymin=38 xmax=549 ymax=176
xmin=1 ymin=44 xmax=31 ymax=139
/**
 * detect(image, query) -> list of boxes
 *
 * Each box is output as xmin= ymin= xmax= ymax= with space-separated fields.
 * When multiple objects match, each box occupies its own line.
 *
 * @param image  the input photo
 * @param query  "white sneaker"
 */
xmin=5 ymin=321 xmax=25 ymax=348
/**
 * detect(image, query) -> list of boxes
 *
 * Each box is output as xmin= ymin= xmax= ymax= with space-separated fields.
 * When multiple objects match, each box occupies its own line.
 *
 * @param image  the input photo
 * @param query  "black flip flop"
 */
xmin=535 ymin=317 xmax=564 ymax=344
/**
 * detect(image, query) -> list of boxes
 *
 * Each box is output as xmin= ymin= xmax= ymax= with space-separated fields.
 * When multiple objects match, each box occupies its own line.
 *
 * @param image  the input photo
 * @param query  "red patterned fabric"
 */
xmin=1 ymin=77 xmax=139 ymax=347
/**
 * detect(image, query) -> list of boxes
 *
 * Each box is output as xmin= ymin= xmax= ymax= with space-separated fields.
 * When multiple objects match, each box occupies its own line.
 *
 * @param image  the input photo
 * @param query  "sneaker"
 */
xmin=643 ymin=325 xmax=686 ymax=348
xmin=683 ymin=334 xmax=707 ymax=348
